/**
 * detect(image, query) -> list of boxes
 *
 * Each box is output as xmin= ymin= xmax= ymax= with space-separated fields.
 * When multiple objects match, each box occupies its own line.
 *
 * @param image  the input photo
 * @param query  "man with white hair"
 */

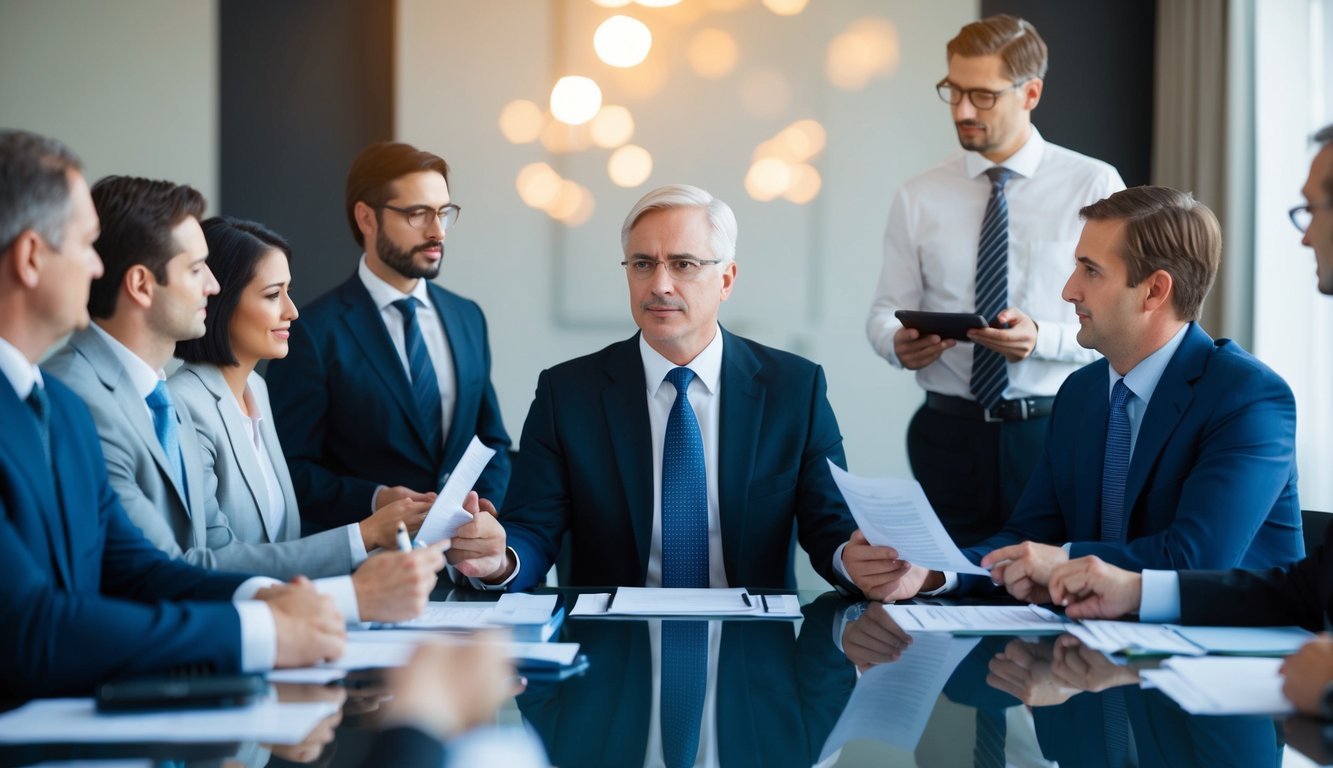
xmin=488 ymin=184 xmax=863 ymax=595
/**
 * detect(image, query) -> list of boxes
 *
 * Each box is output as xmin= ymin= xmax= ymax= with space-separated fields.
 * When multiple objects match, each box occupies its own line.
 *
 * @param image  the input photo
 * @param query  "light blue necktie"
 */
xmin=27 ymin=384 xmax=51 ymax=466
xmin=971 ymin=167 xmax=1014 ymax=410
xmin=393 ymin=297 xmax=444 ymax=457
xmin=1100 ymin=379 xmax=1133 ymax=542
xmin=145 ymin=381 xmax=183 ymax=488
xmin=660 ymin=366 xmax=707 ymax=768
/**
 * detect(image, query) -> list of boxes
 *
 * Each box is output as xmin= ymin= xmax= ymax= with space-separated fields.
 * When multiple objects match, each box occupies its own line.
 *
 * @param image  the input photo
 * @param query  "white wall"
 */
xmin=0 ymin=0 xmax=218 ymax=208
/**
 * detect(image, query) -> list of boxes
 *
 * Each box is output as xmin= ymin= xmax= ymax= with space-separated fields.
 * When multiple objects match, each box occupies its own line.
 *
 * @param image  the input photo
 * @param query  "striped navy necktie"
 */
xmin=971 ymin=166 xmax=1014 ymax=410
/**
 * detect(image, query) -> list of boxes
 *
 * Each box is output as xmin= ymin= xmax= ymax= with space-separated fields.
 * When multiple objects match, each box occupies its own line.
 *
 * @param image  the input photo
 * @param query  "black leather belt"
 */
xmin=925 ymin=392 xmax=1055 ymax=423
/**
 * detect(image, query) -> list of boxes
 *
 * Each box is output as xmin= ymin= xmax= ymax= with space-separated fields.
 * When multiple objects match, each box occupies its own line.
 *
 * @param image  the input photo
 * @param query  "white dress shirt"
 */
xmin=0 ymin=336 xmax=278 ymax=672
xmin=867 ymin=126 xmax=1125 ymax=400
xmin=645 ymin=619 xmax=723 ymax=768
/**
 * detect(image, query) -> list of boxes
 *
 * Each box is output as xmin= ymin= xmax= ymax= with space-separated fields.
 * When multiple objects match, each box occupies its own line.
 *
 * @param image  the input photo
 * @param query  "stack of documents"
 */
xmin=1140 ymin=657 xmax=1293 ymax=715
xmin=1068 ymin=621 xmax=1312 ymax=658
xmin=270 ymin=635 xmax=582 ymax=683
xmin=0 ymin=698 xmax=340 ymax=745
xmin=569 ymin=588 xmax=801 ymax=618
xmin=376 ymin=593 xmax=564 ymax=641
xmin=883 ymin=603 xmax=1068 ymax=635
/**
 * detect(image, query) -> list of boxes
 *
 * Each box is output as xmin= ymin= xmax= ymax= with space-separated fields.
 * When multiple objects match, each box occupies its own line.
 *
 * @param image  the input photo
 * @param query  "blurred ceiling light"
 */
xmin=608 ymin=144 xmax=653 ymax=187
xmin=498 ymin=99 xmax=543 ymax=144
xmin=635 ymin=0 xmax=681 ymax=6
xmin=548 ymin=180 xmax=595 ymax=226
xmin=782 ymin=163 xmax=822 ymax=204
xmin=775 ymin=118 xmax=826 ymax=162
xmin=826 ymin=17 xmax=900 ymax=90
xmin=611 ymin=51 xmax=669 ymax=98
xmin=705 ymin=0 xmax=751 ymax=9
xmin=594 ymin=15 xmax=652 ymax=68
xmin=550 ymin=76 xmax=603 ymax=125
xmin=516 ymin=163 xmax=563 ymax=209
xmin=738 ymin=68 xmax=790 ymax=117
xmin=687 ymin=28 xmax=739 ymax=79
xmin=745 ymin=157 xmax=791 ymax=201
xmin=591 ymin=0 xmax=631 ymax=6
xmin=590 ymin=104 xmax=635 ymax=148
xmin=540 ymin=118 xmax=592 ymax=153
xmin=761 ymin=0 xmax=809 ymax=15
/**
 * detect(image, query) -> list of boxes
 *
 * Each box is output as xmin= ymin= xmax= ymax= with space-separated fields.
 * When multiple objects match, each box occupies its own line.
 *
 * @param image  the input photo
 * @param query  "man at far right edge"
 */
xmin=867 ymin=14 xmax=1124 ymax=548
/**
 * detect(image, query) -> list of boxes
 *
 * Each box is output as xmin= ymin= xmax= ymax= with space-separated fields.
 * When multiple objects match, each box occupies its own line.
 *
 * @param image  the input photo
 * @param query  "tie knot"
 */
xmin=985 ymin=166 xmax=1013 ymax=189
xmin=392 ymin=297 xmax=419 ymax=320
xmin=665 ymin=366 xmax=695 ymax=394
xmin=1110 ymin=378 xmax=1133 ymax=409
xmin=146 ymin=380 xmax=173 ymax=411
xmin=26 ymin=384 xmax=49 ymax=418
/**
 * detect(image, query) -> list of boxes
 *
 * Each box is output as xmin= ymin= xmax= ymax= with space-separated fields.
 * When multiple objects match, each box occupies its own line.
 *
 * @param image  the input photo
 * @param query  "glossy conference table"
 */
xmin=3 ymin=588 xmax=1330 ymax=768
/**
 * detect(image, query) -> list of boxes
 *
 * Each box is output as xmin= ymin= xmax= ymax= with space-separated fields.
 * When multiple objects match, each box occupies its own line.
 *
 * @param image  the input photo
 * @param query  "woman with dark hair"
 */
xmin=171 ymin=216 xmax=444 ymax=623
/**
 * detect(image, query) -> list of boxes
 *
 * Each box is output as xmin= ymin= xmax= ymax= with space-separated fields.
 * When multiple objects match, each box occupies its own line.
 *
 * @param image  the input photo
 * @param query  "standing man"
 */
xmin=0 ymin=129 xmax=344 ymax=698
xmin=867 ymin=14 xmax=1125 ymax=546
xmin=43 ymin=176 xmax=440 ymax=624
xmin=266 ymin=142 xmax=509 ymax=581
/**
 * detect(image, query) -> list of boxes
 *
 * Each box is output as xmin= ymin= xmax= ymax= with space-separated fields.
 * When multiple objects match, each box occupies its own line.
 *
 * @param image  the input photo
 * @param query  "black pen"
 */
xmin=741 ymin=592 xmax=752 ymax=608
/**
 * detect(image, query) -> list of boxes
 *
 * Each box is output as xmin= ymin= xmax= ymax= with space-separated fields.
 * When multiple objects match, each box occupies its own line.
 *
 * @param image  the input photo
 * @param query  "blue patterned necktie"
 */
xmin=146 ymin=381 xmax=183 ymax=487
xmin=971 ymin=166 xmax=1014 ymax=410
xmin=1100 ymin=379 xmax=1133 ymax=542
xmin=973 ymin=707 xmax=1007 ymax=768
xmin=660 ymin=366 xmax=707 ymax=768
xmin=393 ymin=297 xmax=443 ymax=456
xmin=26 ymin=384 xmax=51 ymax=466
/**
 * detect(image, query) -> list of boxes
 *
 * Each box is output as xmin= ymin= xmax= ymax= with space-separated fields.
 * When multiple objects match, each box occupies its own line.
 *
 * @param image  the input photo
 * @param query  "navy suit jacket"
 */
xmin=0 ymin=375 xmax=249 ymax=698
xmin=501 ymin=329 xmax=859 ymax=591
xmin=266 ymin=271 xmax=511 ymax=530
xmin=960 ymin=323 xmax=1302 ymax=590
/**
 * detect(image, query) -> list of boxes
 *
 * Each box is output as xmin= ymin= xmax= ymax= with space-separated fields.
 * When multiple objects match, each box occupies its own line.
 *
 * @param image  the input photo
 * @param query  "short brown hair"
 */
xmin=1079 ymin=186 xmax=1221 ymax=322
xmin=947 ymin=14 xmax=1048 ymax=82
xmin=344 ymin=142 xmax=450 ymax=248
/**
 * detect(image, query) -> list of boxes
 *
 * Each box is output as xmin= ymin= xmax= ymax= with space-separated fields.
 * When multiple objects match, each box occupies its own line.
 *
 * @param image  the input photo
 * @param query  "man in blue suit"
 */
xmin=845 ymin=185 xmax=1302 ymax=601
xmin=486 ymin=184 xmax=865 ymax=593
xmin=0 ymin=129 xmax=345 ymax=698
xmin=266 ymin=142 xmax=510 ymax=581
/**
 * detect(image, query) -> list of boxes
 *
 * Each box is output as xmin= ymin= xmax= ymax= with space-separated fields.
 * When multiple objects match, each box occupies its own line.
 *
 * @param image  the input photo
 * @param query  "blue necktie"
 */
xmin=971 ymin=166 xmax=1013 ymax=411
xmin=973 ymin=707 xmax=1007 ymax=768
xmin=27 ymin=384 xmax=51 ymax=466
xmin=660 ymin=366 xmax=707 ymax=768
xmin=393 ymin=298 xmax=444 ymax=457
xmin=146 ymin=381 xmax=183 ymax=487
xmin=1100 ymin=379 xmax=1133 ymax=542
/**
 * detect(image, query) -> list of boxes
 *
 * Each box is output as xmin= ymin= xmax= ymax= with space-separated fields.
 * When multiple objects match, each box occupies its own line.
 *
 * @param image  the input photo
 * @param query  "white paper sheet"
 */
xmin=827 ymin=461 xmax=990 ymax=576
xmin=883 ymin=603 xmax=1067 ymax=635
xmin=610 ymin=587 xmax=759 ymax=615
xmin=1067 ymin=620 xmax=1205 ymax=657
xmin=415 ymin=436 xmax=496 ymax=544
xmin=819 ymin=634 xmax=981 ymax=760
xmin=0 ymin=698 xmax=339 ymax=745
xmin=1139 ymin=657 xmax=1292 ymax=715
xmin=336 ymin=631 xmax=580 ymax=666
xmin=266 ymin=667 xmax=349 ymax=685
xmin=570 ymin=593 xmax=612 ymax=616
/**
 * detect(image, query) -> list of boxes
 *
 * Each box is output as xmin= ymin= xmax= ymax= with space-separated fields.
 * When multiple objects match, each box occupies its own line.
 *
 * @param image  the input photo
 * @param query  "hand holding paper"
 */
xmin=416 ymin=436 xmax=496 ymax=545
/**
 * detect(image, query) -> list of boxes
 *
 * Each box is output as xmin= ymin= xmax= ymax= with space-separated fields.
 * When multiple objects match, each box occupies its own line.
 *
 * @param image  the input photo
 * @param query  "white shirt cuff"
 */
xmin=832 ymin=542 xmax=852 ymax=585
xmin=345 ymin=523 xmax=370 ymax=566
xmin=920 ymin=571 xmax=959 ymax=596
xmin=234 ymin=600 xmax=277 ymax=672
xmin=315 ymin=575 xmax=361 ymax=623
xmin=370 ymin=485 xmax=385 ymax=514
xmin=1138 ymin=569 xmax=1181 ymax=623
xmin=233 ymin=576 xmax=281 ymax=601
xmin=463 ymin=547 xmax=522 ymax=591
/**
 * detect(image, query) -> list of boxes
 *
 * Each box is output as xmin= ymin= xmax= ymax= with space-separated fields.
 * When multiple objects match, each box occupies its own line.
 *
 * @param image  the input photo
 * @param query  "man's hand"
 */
xmin=353 ymin=541 xmax=448 ymax=623
xmin=893 ymin=326 xmax=955 ymax=370
xmin=841 ymin=602 xmax=914 ymax=672
xmin=981 ymin=541 xmax=1069 ymax=604
xmin=374 ymin=485 xmax=435 ymax=512
xmin=842 ymin=529 xmax=942 ymax=602
xmin=450 ymin=491 xmax=512 ymax=581
xmin=383 ymin=635 xmax=518 ymax=740
xmin=986 ymin=638 xmax=1079 ymax=707
xmin=264 ymin=576 xmax=347 ymax=668
xmin=967 ymin=307 xmax=1037 ymax=362
xmin=1281 ymin=635 xmax=1333 ymax=716
xmin=1047 ymin=556 xmax=1143 ymax=619
xmin=1050 ymin=634 xmax=1140 ymax=692
xmin=359 ymin=495 xmax=434 ymax=551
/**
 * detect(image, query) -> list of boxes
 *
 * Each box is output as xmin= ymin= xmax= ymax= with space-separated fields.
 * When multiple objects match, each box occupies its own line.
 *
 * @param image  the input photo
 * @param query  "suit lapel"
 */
xmin=1076 ymin=363 xmax=1111 ymax=541
xmin=187 ymin=365 xmax=279 ymax=542
xmin=601 ymin=336 xmax=654 ymax=578
xmin=256 ymin=385 xmax=301 ymax=541
xmin=717 ymin=329 xmax=762 ymax=588
xmin=429 ymin=283 xmax=468 ymax=466
xmin=0 ymin=384 xmax=72 ymax=587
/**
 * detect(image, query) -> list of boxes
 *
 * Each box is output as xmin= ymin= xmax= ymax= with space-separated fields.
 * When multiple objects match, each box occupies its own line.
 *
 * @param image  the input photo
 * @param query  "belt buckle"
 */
xmin=982 ymin=405 xmax=1004 ymax=423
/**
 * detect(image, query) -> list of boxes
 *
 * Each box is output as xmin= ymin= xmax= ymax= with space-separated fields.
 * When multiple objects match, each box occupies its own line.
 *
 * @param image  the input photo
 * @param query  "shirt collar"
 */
xmin=90 ymin=323 xmax=165 ymax=399
xmin=0 ymin=335 xmax=41 ymax=400
xmin=639 ymin=325 xmax=724 ymax=396
xmin=357 ymin=254 xmax=432 ymax=313
xmin=963 ymin=124 xmax=1045 ymax=181
xmin=1109 ymin=322 xmax=1191 ymax=404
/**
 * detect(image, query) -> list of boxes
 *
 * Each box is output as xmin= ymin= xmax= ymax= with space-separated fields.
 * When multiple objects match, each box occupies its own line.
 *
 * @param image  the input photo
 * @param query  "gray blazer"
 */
xmin=169 ymin=362 xmax=354 ymax=579
xmin=43 ymin=327 xmax=210 ymax=562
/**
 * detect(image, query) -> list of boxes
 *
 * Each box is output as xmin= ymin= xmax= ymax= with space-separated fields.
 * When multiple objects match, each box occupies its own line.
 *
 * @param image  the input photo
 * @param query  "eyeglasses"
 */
xmin=380 ymin=203 xmax=461 ymax=232
xmin=621 ymin=257 xmax=724 ymax=281
xmin=1290 ymin=201 xmax=1333 ymax=233
xmin=935 ymin=78 xmax=1028 ymax=110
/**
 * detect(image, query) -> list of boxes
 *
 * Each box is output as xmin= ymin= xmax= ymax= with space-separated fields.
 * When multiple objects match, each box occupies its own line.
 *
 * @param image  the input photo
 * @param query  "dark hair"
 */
xmin=176 ymin=216 xmax=292 ymax=366
xmin=1080 ymin=186 xmax=1221 ymax=322
xmin=1316 ymin=124 xmax=1333 ymax=199
xmin=0 ymin=130 xmax=82 ymax=255
xmin=345 ymin=142 xmax=450 ymax=248
xmin=947 ymin=14 xmax=1048 ymax=82
xmin=87 ymin=176 xmax=207 ymax=319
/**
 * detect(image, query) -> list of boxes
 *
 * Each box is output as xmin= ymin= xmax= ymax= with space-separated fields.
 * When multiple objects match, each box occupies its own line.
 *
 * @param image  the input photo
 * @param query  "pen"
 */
xmin=741 ymin=592 xmax=752 ymax=608
xmin=395 ymin=521 xmax=412 ymax=553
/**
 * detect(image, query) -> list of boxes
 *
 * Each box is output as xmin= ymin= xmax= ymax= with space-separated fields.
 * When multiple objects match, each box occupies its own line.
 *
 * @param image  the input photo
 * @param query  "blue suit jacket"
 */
xmin=961 ymin=323 xmax=1302 ymax=589
xmin=501 ymin=329 xmax=859 ymax=591
xmin=266 ymin=272 xmax=511 ymax=531
xmin=0 ymin=375 xmax=248 ymax=698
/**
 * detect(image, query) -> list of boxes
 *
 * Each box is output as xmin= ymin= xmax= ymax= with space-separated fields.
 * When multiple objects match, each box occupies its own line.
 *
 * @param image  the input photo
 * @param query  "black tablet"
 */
xmin=895 ymin=310 xmax=989 ymax=341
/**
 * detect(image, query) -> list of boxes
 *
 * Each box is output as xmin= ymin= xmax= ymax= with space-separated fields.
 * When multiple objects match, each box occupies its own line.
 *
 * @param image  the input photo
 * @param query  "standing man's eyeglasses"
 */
xmin=1290 ymin=201 xmax=1333 ymax=233
xmin=379 ymin=203 xmax=462 ymax=231
xmin=935 ymin=79 xmax=1029 ymax=110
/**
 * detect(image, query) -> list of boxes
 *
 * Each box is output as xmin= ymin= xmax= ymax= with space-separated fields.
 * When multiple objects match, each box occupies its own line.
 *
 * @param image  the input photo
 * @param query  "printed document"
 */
xmin=883 ymin=603 xmax=1067 ymax=635
xmin=0 ymin=698 xmax=339 ymax=745
xmin=1139 ymin=657 xmax=1291 ymax=715
xmin=416 ymin=436 xmax=496 ymax=544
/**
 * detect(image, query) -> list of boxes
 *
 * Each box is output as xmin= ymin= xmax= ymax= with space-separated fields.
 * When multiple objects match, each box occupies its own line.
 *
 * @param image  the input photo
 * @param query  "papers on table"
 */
xmin=415 ymin=436 xmax=496 ymax=544
xmin=819 ymin=634 xmax=980 ymax=761
xmin=883 ymin=603 xmax=1067 ymax=635
xmin=382 ymin=593 xmax=560 ymax=635
xmin=0 ymin=698 xmax=340 ymax=745
xmin=1140 ymin=657 xmax=1293 ymax=715
xmin=281 ymin=632 xmax=583 ymax=673
xmin=1069 ymin=621 xmax=1313 ymax=658
xmin=568 ymin=588 xmax=801 ymax=618
xmin=827 ymin=461 xmax=989 ymax=576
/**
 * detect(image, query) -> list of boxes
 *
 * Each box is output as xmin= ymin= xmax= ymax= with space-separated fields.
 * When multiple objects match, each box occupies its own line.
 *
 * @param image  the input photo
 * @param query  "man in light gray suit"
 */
xmin=44 ymin=176 xmax=443 ymax=623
